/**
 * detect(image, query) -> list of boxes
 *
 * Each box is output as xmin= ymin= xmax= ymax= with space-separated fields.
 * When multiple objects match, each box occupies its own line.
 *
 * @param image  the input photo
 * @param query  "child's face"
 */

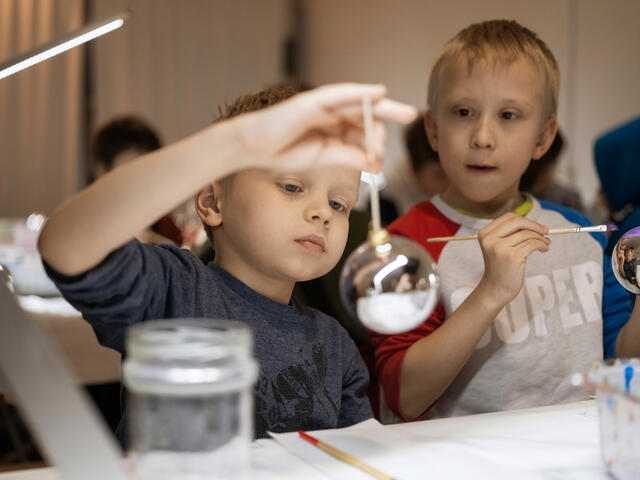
xmin=211 ymin=166 xmax=360 ymax=290
xmin=427 ymin=56 xmax=556 ymax=215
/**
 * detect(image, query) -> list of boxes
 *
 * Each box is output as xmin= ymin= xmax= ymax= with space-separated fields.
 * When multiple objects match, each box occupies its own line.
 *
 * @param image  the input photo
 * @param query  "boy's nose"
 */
xmin=304 ymin=199 xmax=332 ymax=226
xmin=470 ymin=117 xmax=495 ymax=150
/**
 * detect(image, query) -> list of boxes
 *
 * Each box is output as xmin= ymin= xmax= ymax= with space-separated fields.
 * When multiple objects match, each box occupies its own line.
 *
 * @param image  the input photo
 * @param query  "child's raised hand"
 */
xmin=476 ymin=213 xmax=550 ymax=308
xmin=234 ymin=83 xmax=417 ymax=172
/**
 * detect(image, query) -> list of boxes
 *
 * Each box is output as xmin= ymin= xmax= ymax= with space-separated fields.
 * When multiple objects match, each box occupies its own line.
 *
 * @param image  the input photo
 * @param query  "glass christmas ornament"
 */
xmin=611 ymin=226 xmax=640 ymax=294
xmin=339 ymin=229 xmax=438 ymax=334
xmin=339 ymin=97 xmax=438 ymax=334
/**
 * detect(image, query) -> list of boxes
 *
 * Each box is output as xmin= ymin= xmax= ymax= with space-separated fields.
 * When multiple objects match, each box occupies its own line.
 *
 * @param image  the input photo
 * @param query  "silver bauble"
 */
xmin=339 ymin=233 xmax=438 ymax=334
xmin=611 ymin=226 xmax=640 ymax=294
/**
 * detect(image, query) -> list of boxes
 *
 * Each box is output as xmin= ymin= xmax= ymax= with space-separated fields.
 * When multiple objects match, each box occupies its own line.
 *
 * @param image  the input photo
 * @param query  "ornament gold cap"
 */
xmin=368 ymin=226 xmax=388 ymax=246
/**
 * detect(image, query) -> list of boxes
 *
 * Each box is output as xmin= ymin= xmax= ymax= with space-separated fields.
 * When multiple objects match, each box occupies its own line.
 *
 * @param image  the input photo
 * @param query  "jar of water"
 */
xmin=123 ymin=319 xmax=258 ymax=479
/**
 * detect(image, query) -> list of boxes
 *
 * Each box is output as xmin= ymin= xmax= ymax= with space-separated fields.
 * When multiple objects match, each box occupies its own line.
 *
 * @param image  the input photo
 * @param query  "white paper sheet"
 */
xmin=391 ymin=401 xmax=605 ymax=476
xmin=251 ymin=439 xmax=331 ymax=480
xmin=269 ymin=403 xmax=610 ymax=480
xmin=269 ymin=419 xmax=531 ymax=480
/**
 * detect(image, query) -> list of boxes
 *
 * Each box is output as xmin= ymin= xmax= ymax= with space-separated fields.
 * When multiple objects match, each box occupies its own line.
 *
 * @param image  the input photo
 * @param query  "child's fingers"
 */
xmin=373 ymin=98 xmax=419 ymax=123
xmin=483 ymin=212 xmax=546 ymax=234
xmin=312 ymin=120 xmax=386 ymax=162
xmin=369 ymin=121 xmax=387 ymax=157
xmin=251 ymin=93 xmax=391 ymax=156
xmin=317 ymin=139 xmax=382 ymax=172
xmin=275 ymin=134 xmax=380 ymax=172
xmin=310 ymin=83 xmax=388 ymax=108
xmin=480 ymin=212 xmax=548 ymax=240
xmin=293 ymin=120 xmax=385 ymax=158
xmin=495 ymin=229 xmax=551 ymax=249
xmin=512 ymin=237 xmax=551 ymax=258
xmin=309 ymin=83 xmax=419 ymax=124
xmin=240 ymin=83 xmax=409 ymax=170
xmin=481 ymin=230 xmax=549 ymax=265
xmin=318 ymin=99 xmax=418 ymax=128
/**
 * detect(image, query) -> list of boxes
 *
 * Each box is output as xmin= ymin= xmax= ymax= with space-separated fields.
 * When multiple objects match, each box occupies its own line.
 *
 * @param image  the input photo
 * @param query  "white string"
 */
xmin=362 ymin=97 xmax=381 ymax=233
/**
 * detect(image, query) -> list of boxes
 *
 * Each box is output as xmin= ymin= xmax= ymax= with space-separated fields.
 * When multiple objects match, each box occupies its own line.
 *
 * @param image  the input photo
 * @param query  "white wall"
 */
xmin=5 ymin=1 xmax=640 ymax=216
xmin=573 ymin=0 xmax=640 ymax=205
xmin=0 ymin=0 xmax=85 ymax=217
xmin=92 ymin=0 xmax=289 ymax=145
xmin=1 ymin=0 xmax=290 ymax=217
xmin=303 ymin=0 xmax=640 ymax=208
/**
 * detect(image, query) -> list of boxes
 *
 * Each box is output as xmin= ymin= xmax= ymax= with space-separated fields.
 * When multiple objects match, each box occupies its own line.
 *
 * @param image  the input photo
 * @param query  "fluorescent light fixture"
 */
xmin=0 ymin=12 xmax=128 ymax=80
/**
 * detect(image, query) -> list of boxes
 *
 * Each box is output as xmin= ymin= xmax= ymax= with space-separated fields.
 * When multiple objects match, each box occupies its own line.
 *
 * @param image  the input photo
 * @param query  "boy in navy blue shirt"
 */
xmin=39 ymin=83 xmax=416 ymax=443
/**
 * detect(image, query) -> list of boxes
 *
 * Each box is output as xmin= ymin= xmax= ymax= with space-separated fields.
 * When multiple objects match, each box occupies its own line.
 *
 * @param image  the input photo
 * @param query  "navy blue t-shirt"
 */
xmin=45 ymin=240 xmax=372 ymax=444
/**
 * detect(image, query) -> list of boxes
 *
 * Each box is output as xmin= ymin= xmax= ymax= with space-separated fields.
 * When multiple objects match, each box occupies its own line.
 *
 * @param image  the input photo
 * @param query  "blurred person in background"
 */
xmin=519 ymin=129 xmax=586 ymax=214
xmin=91 ymin=116 xmax=204 ymax=249
xmin=594 ymin=116 xmax=640 ymax=255
xmin=377 ymin=113 xmax=449 ymax=224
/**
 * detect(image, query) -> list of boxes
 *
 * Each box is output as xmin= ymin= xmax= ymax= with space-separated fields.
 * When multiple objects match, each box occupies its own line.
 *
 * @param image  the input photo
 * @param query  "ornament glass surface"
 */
xmin=339 ymin=234 xmax=438 ymax=334
xmin=611 ymin=226 xmax=640 ymax=294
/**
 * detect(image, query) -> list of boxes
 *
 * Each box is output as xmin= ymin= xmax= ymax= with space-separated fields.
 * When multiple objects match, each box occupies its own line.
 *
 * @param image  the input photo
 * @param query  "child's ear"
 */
xmin=424 ymin=111 xmax=439 ymax=152
xmin=195 ymin=183 xmax=223 ymax=228
xmin=532 ymin=117 xmax=558 ymax=160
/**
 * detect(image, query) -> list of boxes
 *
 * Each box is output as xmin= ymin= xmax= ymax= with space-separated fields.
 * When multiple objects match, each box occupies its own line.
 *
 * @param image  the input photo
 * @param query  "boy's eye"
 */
xmin=500 ymin=111 xmax=516 ymax=120
xmin=455 ymin=108 xmax=471 ymax=117
xmin=281 ymin=183 xmax=302 ymax=193
xmin=329 ymin=200 xmax=346 ymax=212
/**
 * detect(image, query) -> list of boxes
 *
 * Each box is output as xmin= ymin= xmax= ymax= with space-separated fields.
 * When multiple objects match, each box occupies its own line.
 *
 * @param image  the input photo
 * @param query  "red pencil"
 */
xmin=298 ymin=430 xmax=395 ymax=480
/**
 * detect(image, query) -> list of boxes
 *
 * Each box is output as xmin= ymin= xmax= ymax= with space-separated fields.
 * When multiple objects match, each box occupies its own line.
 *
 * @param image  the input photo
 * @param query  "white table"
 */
xmin=0 ymin=400 xmax=612 ymax=480
xmin=6 ymin=296 xmax=120 ymax=389
xmin=388 ymin=400 xmax=606 ymax=479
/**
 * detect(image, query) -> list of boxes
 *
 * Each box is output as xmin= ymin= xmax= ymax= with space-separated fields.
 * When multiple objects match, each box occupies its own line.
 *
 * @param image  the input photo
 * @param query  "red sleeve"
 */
xmin=369 ymin=201 xmax=459 ymax=420
xmin=388 ymin=201 xmax=459 ymax=260
xmin=369 ymin=305 xmax=444 ymax=420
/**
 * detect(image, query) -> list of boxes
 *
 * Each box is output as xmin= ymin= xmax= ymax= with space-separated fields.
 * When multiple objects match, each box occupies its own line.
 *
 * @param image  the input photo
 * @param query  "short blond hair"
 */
xmin=427 ymin=20 xmax=559 ymax=119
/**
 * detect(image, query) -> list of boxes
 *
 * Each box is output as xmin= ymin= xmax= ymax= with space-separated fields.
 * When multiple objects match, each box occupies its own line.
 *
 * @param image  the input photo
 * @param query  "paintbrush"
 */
xmin=426 ymin=224 xmax=618 ymax=243
xmin=298 ymin=430 xmax=395 ymax=480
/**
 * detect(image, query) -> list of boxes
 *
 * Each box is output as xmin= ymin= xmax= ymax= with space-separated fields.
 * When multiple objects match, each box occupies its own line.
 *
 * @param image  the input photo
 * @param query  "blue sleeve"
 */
xmin=539 ymin=200 xmax=632 ymax=357
xmin=43 ymin=240 xmax=201 ymax=354
xmin=601 ymin=254 xmax=634 ymax=358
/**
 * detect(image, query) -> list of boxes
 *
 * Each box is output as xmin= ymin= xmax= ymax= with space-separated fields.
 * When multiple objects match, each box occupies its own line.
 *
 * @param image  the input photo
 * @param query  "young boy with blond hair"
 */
xmin=371 ymin=20 xmax=640 ymax=422
xmin=38 ymin=83 xmax=417 ymax=444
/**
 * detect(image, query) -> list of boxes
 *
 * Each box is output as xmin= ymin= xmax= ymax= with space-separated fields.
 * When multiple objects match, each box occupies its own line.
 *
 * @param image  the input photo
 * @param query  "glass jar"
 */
xmin=123 ymin=319 xmax=258 ymax=479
